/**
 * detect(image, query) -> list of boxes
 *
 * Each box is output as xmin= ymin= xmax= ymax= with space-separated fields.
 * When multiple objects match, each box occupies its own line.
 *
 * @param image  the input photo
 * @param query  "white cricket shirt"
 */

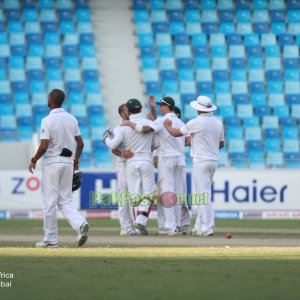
xmin=40 ymin=108 xmax=80 ymax=163
xmin=113 ymin=125 xmax=126 ymax=163
xmin=180 ymin=113 xmax=224 ymax=162
xmin=155 ymin=112 xmax=188 ymax=158
xmin=105 ymin=113 xmax=157 ymax=161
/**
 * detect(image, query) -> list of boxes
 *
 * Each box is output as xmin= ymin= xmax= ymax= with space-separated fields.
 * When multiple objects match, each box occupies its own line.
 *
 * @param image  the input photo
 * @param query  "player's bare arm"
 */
xmin=28 ymin=139 xmax=49 ymax=173
xmin=163 ymin=119 xmax=183 ymax=137
xmin=74 ymin=135 xmax=84 ymax=170
xmin=185 ymin=136 xmax=191 ymax=146
xmin=121 ymin=120 xmax=155 ymax=133
xmin=112 ymin=149 xmax=134 ymax=159
xmin=149 ymin=95 xmax=157 ymax=120
xmin=219 ymin=141 xmax=225 ymax=149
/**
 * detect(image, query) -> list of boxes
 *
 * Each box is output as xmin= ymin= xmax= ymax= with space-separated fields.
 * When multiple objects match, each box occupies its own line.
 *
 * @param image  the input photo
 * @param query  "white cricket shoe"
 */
xmin=77 ymin=222 xmax=89 ymax=247
xmin=35 ymin=241 xmax=59 ymax=248
xmin=180 ymin=225 xmax=190 ymax=235
xmin=120 ymin=229 xmax=137 ymax=236
xmin=134 ymin=222 xmax=148 ymax=235
xmin=158 ymin=228 xmax=179 ymax=236
xmin=192 ymin=230 xmax=202 ymax=236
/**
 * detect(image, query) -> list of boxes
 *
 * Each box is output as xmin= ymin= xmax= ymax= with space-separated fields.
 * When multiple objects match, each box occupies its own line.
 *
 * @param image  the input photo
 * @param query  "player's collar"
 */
xmin=164 ymin=112 xmax=176 ymax=118
xmin=50 ymin=108 xmax=65 ymax=114
xmin=198 ymin=112 xmax=213 ymax=117
xmin=129 ymin=113 xmax=143 ymax=120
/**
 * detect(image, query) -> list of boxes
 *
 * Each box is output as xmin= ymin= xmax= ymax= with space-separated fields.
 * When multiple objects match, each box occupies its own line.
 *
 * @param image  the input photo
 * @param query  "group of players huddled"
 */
xmin=103 ymin=95 xmax=224 ymax=237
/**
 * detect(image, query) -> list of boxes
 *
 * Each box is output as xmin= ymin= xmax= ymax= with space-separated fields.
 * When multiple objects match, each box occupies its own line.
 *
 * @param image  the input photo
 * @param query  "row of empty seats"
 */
xmin=133 ymin=0 xmax=300 ymax=168
xmin=0 ymin=0 xmax=112 ymax=168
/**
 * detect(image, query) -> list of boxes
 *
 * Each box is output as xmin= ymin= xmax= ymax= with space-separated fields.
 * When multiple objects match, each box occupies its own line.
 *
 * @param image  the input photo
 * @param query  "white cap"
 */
xmin=190 ymin=95 xmax=218 ymax=112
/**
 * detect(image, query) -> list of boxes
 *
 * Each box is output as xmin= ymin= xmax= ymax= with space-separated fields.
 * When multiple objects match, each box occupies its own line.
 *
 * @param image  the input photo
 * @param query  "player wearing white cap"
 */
xmin=164 ymin=95 xmax=224 ymax=237
xmin=111 ymin=104 xmax=136 ymax=236
xmin=123 ymin=96 xmax=191 ymax=235
xmin=103 ymin=99 xmax=158 ymax=235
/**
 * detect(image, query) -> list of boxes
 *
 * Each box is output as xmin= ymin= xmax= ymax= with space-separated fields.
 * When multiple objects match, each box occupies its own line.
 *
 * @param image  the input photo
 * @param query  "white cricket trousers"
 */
xmin=42 ymin=162 xmax=86 ymax=243
xmin=192 ymin=160 xmax=217 ymax=235
xmin=157 ymin=156 xmax=191 ymax=231
xmin=126 ymin=159 xmax=156 ymax=226
xmin=116 ymin=161 xmax=134 ymax=231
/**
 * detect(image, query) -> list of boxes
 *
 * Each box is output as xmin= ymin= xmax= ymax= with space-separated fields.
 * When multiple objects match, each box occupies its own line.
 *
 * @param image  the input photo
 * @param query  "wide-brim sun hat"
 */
xmin=190 ymin=95 xmax=218 ymax=112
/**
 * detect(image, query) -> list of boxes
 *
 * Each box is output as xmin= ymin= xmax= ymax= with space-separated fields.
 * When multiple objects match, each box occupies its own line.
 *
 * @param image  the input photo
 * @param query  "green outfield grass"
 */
xmin=0 ymin=219 xmax=300 ymax=299
xmin=0 ymin=247 xmax=300 ymax=300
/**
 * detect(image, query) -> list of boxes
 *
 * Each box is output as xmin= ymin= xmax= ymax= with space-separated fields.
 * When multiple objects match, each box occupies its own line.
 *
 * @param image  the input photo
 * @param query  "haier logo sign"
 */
xmin=212 ymin=180 xmax=287 ymax=203
xmin=211 ymin=170 xmax=298 ymax=210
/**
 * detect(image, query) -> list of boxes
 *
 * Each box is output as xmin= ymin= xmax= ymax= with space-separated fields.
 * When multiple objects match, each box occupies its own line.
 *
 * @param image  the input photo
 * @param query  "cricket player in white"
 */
xmin=164 ymin=95 xmax=224 ymax=236
xmin=103 ymin=99 xmax=158 ymax=235
xmin=111 ymin=104 xmax=136 ymax=235
xmin=124 ymin=96 xmax=191 ymax=235
xmin=29 ymin=89 xmax=89 ymax=247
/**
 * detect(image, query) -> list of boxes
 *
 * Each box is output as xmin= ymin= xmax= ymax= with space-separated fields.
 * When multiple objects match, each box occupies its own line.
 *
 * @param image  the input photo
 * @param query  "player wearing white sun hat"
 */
xmin=163 ymin=95 xmax=224 ymax=237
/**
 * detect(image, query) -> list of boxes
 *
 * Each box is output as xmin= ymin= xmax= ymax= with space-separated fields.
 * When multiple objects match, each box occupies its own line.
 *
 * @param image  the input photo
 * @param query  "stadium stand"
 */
xmin=133 ymin=0 xmax=300 ymax=168
xmin=0 ymin=0 xmax=108 ymax=168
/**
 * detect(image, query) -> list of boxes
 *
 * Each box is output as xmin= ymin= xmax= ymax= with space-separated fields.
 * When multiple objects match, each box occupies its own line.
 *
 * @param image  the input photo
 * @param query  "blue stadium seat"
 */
xmin=236 ymin=9 xmax=251 ymax=22
xmin=284 ymin=153 xmax=300 ymax=168
xmin=215 ymin=81 xmax=230 ymax=93
xmin=76 ymin=9 xmax=91 ymax=22
xmin=291 ymin=104 xmax=300 ymax=118
xmin=251 ymin=94 xmax=267 ymax=107
xmin=265 ymin=139 xmax=281 ymax=152
xmin=233 ymin=94 xmax=248 ymax=105
xmin=228 ymin=139 xmax=245 ymax=153
xmin=193 ymin=46 xmax=209 ymax=57
xmin=245 ymin=128 xmax=262 ymax=141
xmin=179 ymin=69 xmax=194 ymax=80
xmin=247 ymin=140 xmax=263 ymax=152
xmin=281 ymin=117 xmax=297 ymax=127
xmin=153 ymin=22 xmax=169 ymax=33
xmin=80 ymin=33 xmax=94 ymax=44
xmin=169 ymin=22 xmax=185 ymax=35
xmin=288 ymin=0 xmax=300 ymax=9
xmin=253 ymin=10 xmax=269 ymax=23
xmin=283 ymin=135 xmax=298 ymax=151
xmin=283 ymin=127 xmax=298 ymax=140
xmin=224 ymin=116 xmax=241 ymax=127
xmin=270 ymin=10 xmax=285 ymax=22
xmin=159 ymin=57 xmax=175 ymax=70
xmin=45 ymin=57 xmax=61 ymax=69
xmin=213 ymin=70 xmax=229 ymax=81
xmin=138 ymin=34 xmax=154 ymax=47
xmin=219 ymin=10 xmax=233 ymax=22
xmin=268 ymin=81 xmax=283 ymax=94
xmin=270 ymin=0 xmax=285 ymax=10
xmin=262 ymin=116 xmax=279 ymax=129
xmin=267 ymin=152 xmax=284 ymax=168
xmin=186 ymin=23 xmax=202 ymax=35
xmin=274 ymin=105 xmax=290 ymax=119
xmin=230 ymin=153 xmax=248 ymax=168
xmin=146 ymin=81 xmax=160 ymax=93
xmin=219 ymin=105 xmax=235 ymax=117
xmin=169 ymin=10 xmax=184 ymax=21
xmin=64 ymin=33 xmax=79 ymax=46
xmin=265 ymin=128 xmax=280 ymax=139
xmin=185 ymin=9 xmax=200 ymax=22
xmin=58 ymin=9 xmax=73 ymax=20
xmin=197 ymin=82 xmax=213 ymax=93
xmin=278 ymin=34 xmax=294 ymax=46
xmin=248 ymin=151 xmax=265 ymax=168
xmin=253 ymin=23 xmax=269 ymax=34
xmin=16 ymin=104 xmax=32 ymax=117
xmin=243 ymin=116 xmax=260 ymax=128
xmin=227 ymin=127 xmax=243 ymax=140
xmin=255 ymin=105 xmax=271 ymax=117
xmin=219 ymin=22 xmax=234 ymax=35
